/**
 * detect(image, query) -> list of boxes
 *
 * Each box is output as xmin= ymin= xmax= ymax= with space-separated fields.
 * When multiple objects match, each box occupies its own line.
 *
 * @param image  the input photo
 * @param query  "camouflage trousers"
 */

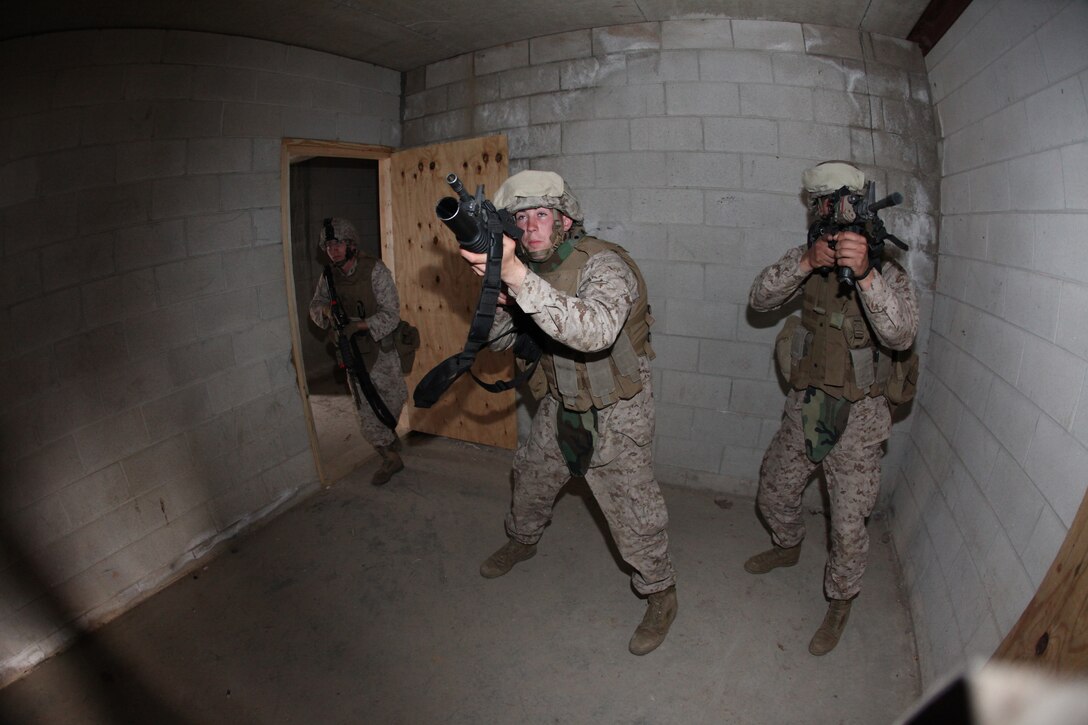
xmin=505 ymin=389 xmax=676 ymax=596
xmin=347 ymin=348 xmax=406 ymax=449
xmin=756 ymin=388 xmax=891 ymax=600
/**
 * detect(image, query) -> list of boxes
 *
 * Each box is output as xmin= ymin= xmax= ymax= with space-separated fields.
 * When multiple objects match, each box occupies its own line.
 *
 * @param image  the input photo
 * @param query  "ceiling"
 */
xmin=9 ymin=1 xmax=934 ymax=74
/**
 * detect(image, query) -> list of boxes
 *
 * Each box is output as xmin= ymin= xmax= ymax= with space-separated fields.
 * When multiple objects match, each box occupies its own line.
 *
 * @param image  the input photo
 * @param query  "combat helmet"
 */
xmin=493 ymin=170 xmax=583 ymax=222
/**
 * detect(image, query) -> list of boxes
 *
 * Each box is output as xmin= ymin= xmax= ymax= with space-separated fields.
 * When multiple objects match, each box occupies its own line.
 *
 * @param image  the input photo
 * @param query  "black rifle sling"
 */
xmin=413 ymin=213 xmax=515 ymax=409
xmin=323 ymin=266 xmax=399 ymax=430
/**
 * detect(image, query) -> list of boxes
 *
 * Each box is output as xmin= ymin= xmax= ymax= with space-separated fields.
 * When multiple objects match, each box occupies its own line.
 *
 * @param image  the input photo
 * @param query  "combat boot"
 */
xmin=628 ymin=586 xmax=678 ymax=656
xmin=809 ymin=598 xmax=853 ymax=656
xmin=479 ymin=539 xmax=537 ymax=578
xmin=743 ymin=544 xmax=801 ymax=574
xmin=371 ymin=446 xmax=404 ymax=486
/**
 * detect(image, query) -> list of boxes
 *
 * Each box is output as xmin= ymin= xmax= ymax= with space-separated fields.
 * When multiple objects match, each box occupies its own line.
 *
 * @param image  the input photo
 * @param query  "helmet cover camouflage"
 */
xmin=802 ymin=162 xmax=865 ymax=197
xmin=319 ymin=217 xmax=359 ymax=251
xmin=493 ymin=170 xmax=584 ymax=222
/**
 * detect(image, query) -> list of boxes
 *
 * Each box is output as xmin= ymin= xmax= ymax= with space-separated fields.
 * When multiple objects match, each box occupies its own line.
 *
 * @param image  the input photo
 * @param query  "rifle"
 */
xmin=413 ymin=173 xmax=538 ymax=408
xmin=323 ymin=265 xmax=398 ymax=429
xmin=807 ymin=180 xmax=909 ymax=287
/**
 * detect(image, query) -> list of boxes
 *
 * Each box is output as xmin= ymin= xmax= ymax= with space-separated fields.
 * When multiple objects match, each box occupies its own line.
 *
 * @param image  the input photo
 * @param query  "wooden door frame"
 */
xmin=279 ymin=139 xmax=397 ymax=486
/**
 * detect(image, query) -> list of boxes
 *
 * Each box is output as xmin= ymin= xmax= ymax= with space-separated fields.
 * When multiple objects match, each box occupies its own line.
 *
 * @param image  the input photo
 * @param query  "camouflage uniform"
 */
xmin=310 ymin=257 xmax=407 ymax=449
xmin=490 ymin=250 xmax=676 ymax=596
xmin=750 ymin=245 xmax=918 ymax=599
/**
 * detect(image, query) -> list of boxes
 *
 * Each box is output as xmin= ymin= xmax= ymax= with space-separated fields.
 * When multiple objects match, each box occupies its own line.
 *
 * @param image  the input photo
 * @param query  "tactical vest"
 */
xmin=332 ymin=256 xmax=395 ymax=366
xmin=786 ymin=270 xmax=896 ymax=402
xmin=531 ymin=237 xmax=654 ymax=412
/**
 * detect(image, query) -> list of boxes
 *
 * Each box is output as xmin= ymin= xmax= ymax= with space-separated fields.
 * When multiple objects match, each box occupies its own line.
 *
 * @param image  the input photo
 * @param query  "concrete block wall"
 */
xmin=0 ymin=29 xmax=401 ymax=683
xmin=403 ymin=20 xmax=939 ymax=500
xmin=889 ymin=0 xmax=1088 ymax=687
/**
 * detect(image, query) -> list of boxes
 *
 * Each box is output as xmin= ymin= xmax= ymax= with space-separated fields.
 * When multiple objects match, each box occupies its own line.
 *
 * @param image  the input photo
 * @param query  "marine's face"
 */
xmin=324 ymin=238 xmax=349 ymax=263
xmin=514 ymin=206 xmax=572 ymax=262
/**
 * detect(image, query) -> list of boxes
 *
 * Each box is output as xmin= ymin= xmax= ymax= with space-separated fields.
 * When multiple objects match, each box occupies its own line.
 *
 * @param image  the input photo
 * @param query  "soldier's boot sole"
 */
xmin=371 ymin=450 xmax=404 ymax=486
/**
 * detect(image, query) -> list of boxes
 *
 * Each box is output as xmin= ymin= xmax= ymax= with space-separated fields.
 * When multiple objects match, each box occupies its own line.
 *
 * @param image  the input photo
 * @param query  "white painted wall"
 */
xmin=889 ymin=0 xmax=1088 ymax=687
xmin=0 ymin=29 xmax=400 ymax=684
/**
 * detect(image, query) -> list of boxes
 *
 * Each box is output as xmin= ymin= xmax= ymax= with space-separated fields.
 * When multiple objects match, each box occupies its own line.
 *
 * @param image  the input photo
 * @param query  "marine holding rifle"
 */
xmin=744 ymin=161 xmax=919 ymax=655
xmin=458 ymin=170 xmax=678 ymax=656
xmin=310 ymin=217 xmax=408 ymax=486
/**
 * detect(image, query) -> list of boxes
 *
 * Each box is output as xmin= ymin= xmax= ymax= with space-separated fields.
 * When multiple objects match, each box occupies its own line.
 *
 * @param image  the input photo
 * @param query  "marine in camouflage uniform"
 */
xmin=309 ymin=217 xmax=408 ymax=486
xmin=461 ymin=170 xmax=677 ymax=656
xmin=746 ymin=162 xmax=919 ymax=655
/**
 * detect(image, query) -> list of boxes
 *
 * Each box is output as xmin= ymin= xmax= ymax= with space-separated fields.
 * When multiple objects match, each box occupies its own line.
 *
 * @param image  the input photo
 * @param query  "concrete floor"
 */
xmin=0 ymin=433 xmax=922 ymax=724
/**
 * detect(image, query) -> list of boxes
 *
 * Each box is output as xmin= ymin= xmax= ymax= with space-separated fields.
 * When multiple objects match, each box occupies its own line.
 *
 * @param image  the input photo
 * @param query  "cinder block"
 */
xmin=1020 ymin=503 xmax=1066 ymax=589
xmin=562 ymin=119 xmax=630 ymax=154
xmin=220 ymin=173 xmax=278 ymax=211
xmin=667 ymin=224 xmax=743 ymax=263
xmin=698 ymin=338 xmax=771 ymax=380
xmin=475 ymin=41 xmax=528 ymax=76
xmin=661 ymin=20 xmax=733 ymax=50
xmin=773 ymin=53 xmax=847 ymax=90
xmin=983 ymin=378 xmax=1040 ymax=464
xmin=151 ymin=100 xmax=223 ymax=139
xmin=221 ymin=245 xmax=283 ymax=288
xmin=593 ymin=23 xmax=661 ymax=55
xmin=596 ymin=85 xmax=667 ymax=119
xmin=631 ymin=117 xmax=702 ymax=151
xmin=14 ymin=436 xmax=86 ymax=509
xmin=1026 ymin=79 xmax=1088 ymax=152
xmin=192 ymin=66 xmax=258 ymax=102
xmin=1003 ymin=267 xmax=1059 ymax=341
xmin=232 ymin=317 xmax=290 ymax=365
xmin=426 ymin=54 xmax=473 ymax=88
xmin=124 ymin=64 xmax=192 ymax=100
xmin=222 ymin=102 xmax=283 ymax=138
xmin=141 ymin=382 xmax=213 ymax=441
xmin=187 ymin=139 xmax=253 ymax=175
xmin=702 ymin=117 xmax=777 ymax=154
xmin=1056 ymin=281 xmax=1088 ymax=361
xmin=1062 ymin=142 xmax=1088 ymax=210
xmin=281 ymin=107 xmax=337 ymax=141
xmin=1016 ymin=340 xmax=1083 ymax=427
xmin=704 ymin=189 xmax=801 ymax=230
xmin=472 ymin=98 xmax=530 ymax=134
xmin=638 ymin=258 xmax=703 ymax=300
xmin=205 ymin=360 xmax=273 ymax=414
xmin=97 ymin=353 xmax=173 ymax=417
xmin=445 ymin=76 xmax=500 ymax=110
xmin=649 ymin=333 xmax=699 ymax=372
xmin=813 ymin=89 xmax=871 ymax=127
xmin=11 ymin=287 xmax=82 ymax=353
xmin=40 ymin=231 xmax=115 ymax=293
xmin=531 ymin=30 xmax=592 ymax=65
xmin=704 ymin=262 xmax=767 ymax=306
xmin=58 ymin=463 xmax=134 ymax=530
xmin=652 ymin=370 xmax=731 ymax=409
xmin=167 ymin=334 xmax=236 ymax=387
xmin=154 ymin=255 xmax=226 ymax=305
xmin=802 ymin=24 xmax=863 ymax=60
xmin=507 ymin=123 xmax=561 ymax=158
xmin=740 ymin=84 xmax=812 ymax=120
xmin=979 ymin=529 xmax=1037 ymax=633
xmin=985 ymin=448 xmax=1044 ymax=553
xmin=627 ymin=50 xmax=699 ymax=84
xmin=664 ymin=82 xmax=739 ymax=116
xmin=254 ymin=71 xmax=312 ymax=107
xmin=186 ymin=211 xmax=254 ymax=256
xmin=53 ymin=66 xmax=125 ymax=108
xmin=560 ymin=55 xmax=627 ymax=90
xmin=310 ymin=80 xmax=363 ymax=115
xmin=661 ymin=298 xmax=737 ymax=339
xmin=121 ymin=433 xmax=196 ymax=494
xmin=1034 ymin=213 xmax=1088 ymax=284
xmin=665 ymin=151 xmax=740 ymax=193
xmin=53 ymin=322 xmax=129 ymax=383
xmin=740 ymin=154 xmax=810 ymax=194
xmin=631 ymin=187 xmax=703 ymax=224
xmin=8 ymin=109 xmax=80 ymax=160
xmin=698 ymin=50 xmax=772 ymax=83
xmin=1036 ymin=2 xmax=1088 ymax=82
xmin=116 ymin=140 xmax=186 ymax=184
xmin=151 ymin=175 xmax=220 ymax=220
xmin=81 ymin=269 xmax=158 ymax=329
xmin=729 ymin=378 xmax=783 ymax=415
xmin=655 ymin=434 xmax=724 ymax=473
xmin=595 ymin=152 xmax=662 ymax=188
xmin=499 ymin=64 xmax=560 ymax=98
xmin=257 ymin=280 xmax=287 ymax=320
xmin=123 ymin=302 xmax=198 ymax=359
xmin=732 ymin=20 xmax=804 ymax=52
xmin=38 ymin=146 xmax=116 ymax=195
xmin=403 ymin=87 xmax=447 ymax=121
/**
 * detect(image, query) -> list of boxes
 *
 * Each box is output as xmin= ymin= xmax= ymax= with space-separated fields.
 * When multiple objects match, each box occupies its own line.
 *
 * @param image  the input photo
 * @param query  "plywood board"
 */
xmin=993 ymin=487 xmax=1088 ymax=671
xmin=384 ymin=136 xmax=516 ymax=449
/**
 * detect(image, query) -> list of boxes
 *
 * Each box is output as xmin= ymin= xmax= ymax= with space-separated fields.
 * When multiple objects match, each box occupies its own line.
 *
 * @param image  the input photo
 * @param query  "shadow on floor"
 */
xmin=0 ymin=435 xmax=921 ymax=724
